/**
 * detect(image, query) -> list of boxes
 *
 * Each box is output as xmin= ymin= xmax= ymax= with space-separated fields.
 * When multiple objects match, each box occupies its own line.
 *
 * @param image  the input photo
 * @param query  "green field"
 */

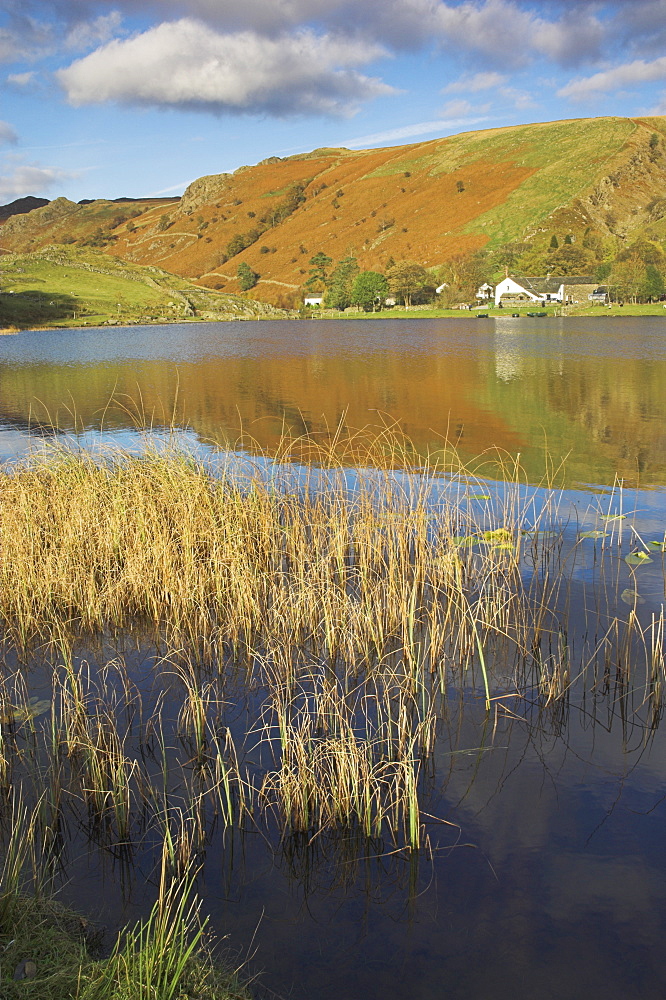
xmin=0 ymin=246 xmax=286 ymax=329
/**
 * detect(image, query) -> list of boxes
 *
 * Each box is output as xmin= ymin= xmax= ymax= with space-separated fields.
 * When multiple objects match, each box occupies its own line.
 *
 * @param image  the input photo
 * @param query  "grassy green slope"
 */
xmin=0 ymin=247 xmax=286 ymax=329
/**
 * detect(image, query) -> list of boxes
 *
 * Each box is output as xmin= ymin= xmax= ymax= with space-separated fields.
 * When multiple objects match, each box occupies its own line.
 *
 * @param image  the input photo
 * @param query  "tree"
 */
xmin=237 ymin=262 xmax=258 ymax=291
xmin=352 ymin=271 xmax=389 ymax=311
xmin=549 ymin=234 xmax=559 ymax=249
xmin=435 ymin=252 xmax=489 ymax=305
xmin=157 ymin=214 xmax=170 ymax=232
xmin=324 ymin=256 xmax=359 ymax=310
xmin=305 ymin=251 xmax=332 ymax=291
xmin=387 ymin=260 xmax=427 ymax=307
xmin=227 ymin=233 xmax=249 ymax=258
xmin=610 ymin=257 xmax=645 ymax=302
xmin=643 ymin=264 xmax=664 ymax=301
xmin=544 ymin=243 xmax=593 ymax=276
xmin=456 ymin=180 xmax=465 ymax=193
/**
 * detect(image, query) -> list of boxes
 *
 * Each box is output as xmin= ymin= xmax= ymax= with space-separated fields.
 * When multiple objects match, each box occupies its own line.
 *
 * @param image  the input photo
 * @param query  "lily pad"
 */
xmin=601 ymin=514 xmax=626 ymax=521
xmin=647 ymin=539 xmax=666 ymax=552
xmin=482 ymin=528 xmax=513 ymax=543
xmin=0 ymin=698 xmax=51 ymax=724
xmin=621 ymin=589 xmax=645 ymax=605
xmin=452 ymin=535 xmax=478 ymax=547
xmin=579 ymin=530 xmax=608 ymax=540
xmin=467 ymin=494 xmax=491 ymax=501
xmin=625 ymin=551 xmax=653 ymax=566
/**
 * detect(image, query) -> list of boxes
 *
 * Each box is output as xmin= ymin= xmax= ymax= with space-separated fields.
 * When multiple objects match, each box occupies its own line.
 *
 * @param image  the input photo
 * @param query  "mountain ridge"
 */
xmin=2 ymin=115 xmax=666 ymax=306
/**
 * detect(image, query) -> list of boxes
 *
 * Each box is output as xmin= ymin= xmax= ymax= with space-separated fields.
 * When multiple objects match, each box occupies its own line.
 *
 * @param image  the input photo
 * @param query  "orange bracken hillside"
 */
xmin=2 ymin=115 xmax=666 ymax=306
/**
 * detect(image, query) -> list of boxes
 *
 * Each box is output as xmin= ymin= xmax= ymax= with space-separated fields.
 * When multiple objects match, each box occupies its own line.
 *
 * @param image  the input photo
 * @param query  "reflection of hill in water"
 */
xmin=0 ymin=321 xmax=665 ymax=487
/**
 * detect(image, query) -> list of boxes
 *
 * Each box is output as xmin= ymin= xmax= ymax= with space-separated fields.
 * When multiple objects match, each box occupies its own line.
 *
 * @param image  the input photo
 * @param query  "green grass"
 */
xmin=0 ymin=247 xmax=286 ymax=329
xmin=317 ymin=302 xmax=666 ymax=320
xmin=0 ymin=891 xmax=250 ymax=1000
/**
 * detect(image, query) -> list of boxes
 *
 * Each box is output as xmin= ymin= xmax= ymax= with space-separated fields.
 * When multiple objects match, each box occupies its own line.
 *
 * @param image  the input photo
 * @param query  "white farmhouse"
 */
xmin=494 ymin=275 xmax=598 ymax=307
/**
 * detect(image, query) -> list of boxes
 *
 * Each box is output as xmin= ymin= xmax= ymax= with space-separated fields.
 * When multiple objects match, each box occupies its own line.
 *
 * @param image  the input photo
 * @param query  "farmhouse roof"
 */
xmin=515 ymin=274 xmax=597 ymax=294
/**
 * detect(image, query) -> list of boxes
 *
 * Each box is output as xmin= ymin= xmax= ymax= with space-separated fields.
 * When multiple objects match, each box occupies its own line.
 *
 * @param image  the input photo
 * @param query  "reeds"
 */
xmin=0 ymin=440 xmax=557 ymax=684
xmin=0 ymin=790 xmax=249 ymax=1000
xmin=0 ymin=430 xmax=662 ymax=861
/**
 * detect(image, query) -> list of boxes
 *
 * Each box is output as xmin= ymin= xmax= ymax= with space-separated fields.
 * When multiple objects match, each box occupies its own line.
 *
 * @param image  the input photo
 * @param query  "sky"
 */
xmin=1 ymin=0 xmax=666 ymax=203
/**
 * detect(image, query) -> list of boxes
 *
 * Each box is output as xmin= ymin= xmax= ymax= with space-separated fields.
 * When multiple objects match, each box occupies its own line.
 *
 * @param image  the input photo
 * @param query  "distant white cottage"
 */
xmin=494 ymin=275 xmax=598 ymax=307
xmin=304 ymin=296 xmax=323 ymax=307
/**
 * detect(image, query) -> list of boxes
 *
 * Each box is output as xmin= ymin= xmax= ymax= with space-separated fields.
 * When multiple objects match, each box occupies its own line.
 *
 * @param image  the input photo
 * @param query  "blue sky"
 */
xmin=1 ymin=0 xmax=666 ymax=203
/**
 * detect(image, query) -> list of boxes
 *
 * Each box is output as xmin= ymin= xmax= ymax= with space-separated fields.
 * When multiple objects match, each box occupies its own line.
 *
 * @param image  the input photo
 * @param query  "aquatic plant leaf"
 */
xmin=0 ymin=699 xmax=51 ymax=724
xmin=452 ymin=535 xmax=478 ymax=547
xmin=601 ymin=514 xmax=626 ymax=521
xmin=620 ymin=589 xmax=645 ymax=605
xmin=467 ymin=494 xmax=491 ymax=500
xmin=647 ymin=539 xmax=666 ymax=552
xmin=482 ymin=528 xmax=513 ymax=543
xmin=579 ymin=530 xmax=608 ymax=540
xmin=625 ymin=551 xmax=653 ymax=566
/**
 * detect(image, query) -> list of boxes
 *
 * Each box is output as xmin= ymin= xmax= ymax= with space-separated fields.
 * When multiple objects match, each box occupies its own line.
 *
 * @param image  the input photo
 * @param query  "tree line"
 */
xmin=304 ymin=253 xmax=439 ymax=311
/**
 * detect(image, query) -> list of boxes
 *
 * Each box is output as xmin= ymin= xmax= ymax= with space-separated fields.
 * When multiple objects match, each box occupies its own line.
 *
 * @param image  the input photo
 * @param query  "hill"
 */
xmin=2 ymin=116 xmax=666 ymax=307
xmin=0 ymin=246 xmax=287 ymax=329
xmin=0 ymin=196 xmax=50 ymax=221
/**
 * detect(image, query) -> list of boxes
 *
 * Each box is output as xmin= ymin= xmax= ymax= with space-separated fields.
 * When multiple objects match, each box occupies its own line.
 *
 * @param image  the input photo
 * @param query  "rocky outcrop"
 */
xmin=581 ymin=126 xmax=666 ymax=236
xmin=180 ymin=174 xmax=231 ymax=214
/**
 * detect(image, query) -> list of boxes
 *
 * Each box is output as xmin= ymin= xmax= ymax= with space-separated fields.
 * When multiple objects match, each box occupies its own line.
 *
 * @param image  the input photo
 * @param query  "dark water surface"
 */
xmin=2 ymin=316 xmax=666 ymax=1000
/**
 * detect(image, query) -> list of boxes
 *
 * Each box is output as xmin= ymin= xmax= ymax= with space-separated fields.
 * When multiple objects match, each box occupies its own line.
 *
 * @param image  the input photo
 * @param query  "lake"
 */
xmin=1 ymin=315 xmax=665 ymax=1000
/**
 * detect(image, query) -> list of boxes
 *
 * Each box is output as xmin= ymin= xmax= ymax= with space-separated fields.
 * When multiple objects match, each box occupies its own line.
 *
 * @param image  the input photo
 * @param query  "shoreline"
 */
xmin=7 ymin=304 xmax=666 ymax=332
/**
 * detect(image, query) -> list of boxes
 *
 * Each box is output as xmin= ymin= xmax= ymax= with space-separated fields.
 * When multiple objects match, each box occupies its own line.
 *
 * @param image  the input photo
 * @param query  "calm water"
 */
xmin=2 ymin=316 xmax=666 ymax=1000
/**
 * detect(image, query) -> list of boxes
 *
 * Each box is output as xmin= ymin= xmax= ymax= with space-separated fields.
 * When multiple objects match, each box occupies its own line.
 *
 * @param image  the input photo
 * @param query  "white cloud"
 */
xmin=0 ymin=121 xmax=18 ymax=145
xmin=614 ymin=0 xmax=666 ymax=58
xmin=433 ymin=0 xmax=536 ymax=67
xmin=499 ymin=85 xmax=535 ymax=110
xmin=6 ymin=71 xmax=37 ymax=86
xmin=440 ymin=97 xmax=491 ymax=117
xmin=65 ymin=12 xmax=124 ymax=51
xmin=0 ymin=15 xmax=53 ymax=64
xmin=56 ymin=19 xmax=393 ymax=116
xmin=151 ymin=179 xmax=195 ymax=195
xmin=558 ymin=56 xmax=666 ymax=101
xmin=12 ymin=0 xmax=613 ymax=63
xmin=532 ymin=9 xmax=604 ymax=67
xmin=0 ymin=162 xmax=78 ymax=201
xmin=646 ymin=90 xmax=666 ymax=115
xmin=341 ymin=115 xmax=490 ymax=147
xmin=441 ymin=70 xmax=535 ymax=112
xmin=443 ymin=72 xmax=507 ymax=94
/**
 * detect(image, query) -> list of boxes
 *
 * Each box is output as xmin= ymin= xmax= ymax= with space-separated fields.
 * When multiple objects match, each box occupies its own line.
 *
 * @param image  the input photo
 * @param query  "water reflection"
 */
xmin=1 ymin=317 xmax=665 ymax=487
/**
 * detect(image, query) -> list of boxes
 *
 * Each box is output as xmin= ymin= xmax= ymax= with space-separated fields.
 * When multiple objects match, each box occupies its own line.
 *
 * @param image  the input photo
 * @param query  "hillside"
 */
xmin=0 ymin=196 xmax=50 ymax=221
xmin=2 ymin=116 xmax=666 ymax=306
xmin=0 ymin=247 xmax=287 ymax=329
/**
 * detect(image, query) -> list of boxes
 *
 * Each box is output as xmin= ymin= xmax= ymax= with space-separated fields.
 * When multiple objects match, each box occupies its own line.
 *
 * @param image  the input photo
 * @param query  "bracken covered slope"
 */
xmin=2 ymin=116 xmax=666 ymax=306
